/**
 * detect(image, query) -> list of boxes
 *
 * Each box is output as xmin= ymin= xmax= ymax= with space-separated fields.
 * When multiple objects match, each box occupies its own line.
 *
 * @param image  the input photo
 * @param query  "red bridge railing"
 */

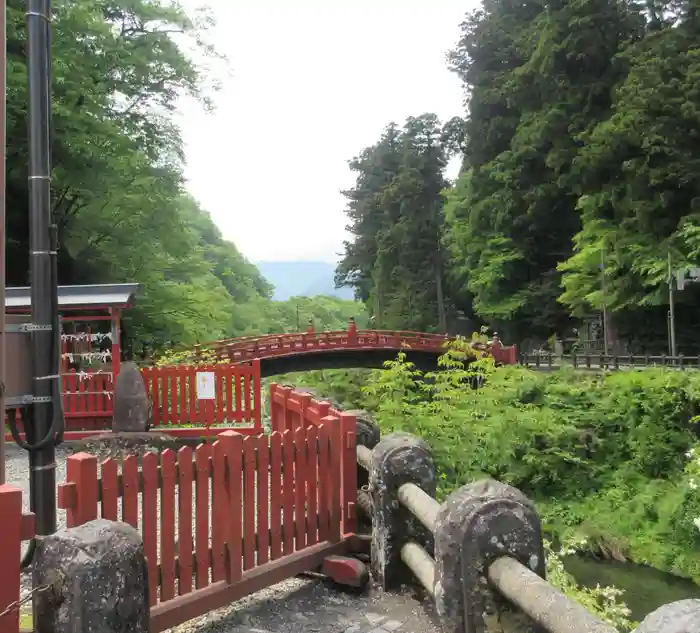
xmin=192 ymin=328 xmax=519 ymax=366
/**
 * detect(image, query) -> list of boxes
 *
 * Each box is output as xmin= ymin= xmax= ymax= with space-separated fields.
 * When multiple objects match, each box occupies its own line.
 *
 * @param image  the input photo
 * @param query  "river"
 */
xmin=564 ymin=555 xmax=700 ymax=621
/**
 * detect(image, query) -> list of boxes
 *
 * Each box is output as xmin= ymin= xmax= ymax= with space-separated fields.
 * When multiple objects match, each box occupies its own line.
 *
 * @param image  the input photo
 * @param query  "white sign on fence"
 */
xmin=195 ymin=371 xmax=216 ymax=400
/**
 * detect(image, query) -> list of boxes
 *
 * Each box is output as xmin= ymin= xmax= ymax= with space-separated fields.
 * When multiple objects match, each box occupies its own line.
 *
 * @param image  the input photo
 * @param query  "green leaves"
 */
xmin=441 ymin=0 xmax=644 ymax=341
xmin=559 ymin=28 xmax=700 ymax=317
xmin=336 ymin=114 xmax=453 ymax=332
xmin=6 ymin=0 xmax=277 ymax=348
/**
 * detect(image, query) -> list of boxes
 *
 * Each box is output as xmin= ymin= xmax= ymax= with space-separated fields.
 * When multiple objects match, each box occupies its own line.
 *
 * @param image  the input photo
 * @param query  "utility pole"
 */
xmin=601 ymin=244 xmax=609 ymax=355
xmin=0 ymin=0 xmax=6 ymax=484
xmin=26 ymin=0 xmax=57 ymax=535
xmin=668 ymin=251 xmax=677 ymax=357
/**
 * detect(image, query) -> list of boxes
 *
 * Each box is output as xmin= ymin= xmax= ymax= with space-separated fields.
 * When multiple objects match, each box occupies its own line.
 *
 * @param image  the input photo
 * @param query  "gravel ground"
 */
xmin=5 ymin=443 xmax=72 ymax=601
xmin=5 ymin=443 xmax=439 ymax=633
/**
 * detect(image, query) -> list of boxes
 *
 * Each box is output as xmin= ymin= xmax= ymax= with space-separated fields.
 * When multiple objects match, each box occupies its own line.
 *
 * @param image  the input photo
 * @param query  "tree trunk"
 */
xmin=435 ymin=250 xmax=447 ymax=333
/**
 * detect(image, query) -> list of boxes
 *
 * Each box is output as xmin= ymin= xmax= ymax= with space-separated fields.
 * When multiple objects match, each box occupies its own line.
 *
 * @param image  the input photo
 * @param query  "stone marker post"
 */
xmin=369 ymin=432 xmax=436 ymax=590
xmin=112 ymin=361 xmax=151 ymax=433
xmin=433 ymin=479 xmax=545 ymax=633
xmin=33 ymin=518 xmax=149 ymax=633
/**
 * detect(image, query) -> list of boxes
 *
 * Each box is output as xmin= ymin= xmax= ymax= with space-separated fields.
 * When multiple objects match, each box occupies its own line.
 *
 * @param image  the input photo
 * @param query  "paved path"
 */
xmin=168 ymin=575 xmax=439 ymax=633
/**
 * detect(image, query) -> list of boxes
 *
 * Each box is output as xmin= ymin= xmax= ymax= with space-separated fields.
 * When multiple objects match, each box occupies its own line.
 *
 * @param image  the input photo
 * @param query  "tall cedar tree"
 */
xmin=336 ymin=114 xmax=451 ymax=332
xmin=443 ymin=0 xmax=642 ymax=344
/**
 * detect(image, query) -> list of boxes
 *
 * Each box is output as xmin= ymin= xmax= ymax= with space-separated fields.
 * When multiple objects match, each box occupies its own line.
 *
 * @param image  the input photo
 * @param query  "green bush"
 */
xmin=354 ymin=344 xmax=700 ymax=585
xmin=284 ymin=339 xmax=700 ymax=590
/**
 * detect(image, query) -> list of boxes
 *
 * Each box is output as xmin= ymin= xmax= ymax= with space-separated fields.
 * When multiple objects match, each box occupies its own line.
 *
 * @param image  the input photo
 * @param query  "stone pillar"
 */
xmin=350 ymin=409 xmax=381 ymax=450
xmin=33 ymin=518 xmax=149 ymax=633
xmin=111 ymin=361 xmax=150 ymax=433
xmin=369 ymin=432 xmax=436 ymax=590
xmin=633 ymin=599 xmax=700 ymax=633
xmin=351 ymin=409 xmax=380 ymax=490
xmin=433 ymin=479 xmax=545 ymax=633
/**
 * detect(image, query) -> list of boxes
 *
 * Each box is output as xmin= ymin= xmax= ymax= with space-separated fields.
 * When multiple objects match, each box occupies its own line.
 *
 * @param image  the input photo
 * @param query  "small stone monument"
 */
xmin=33 ymin=519 xmax=149 ymax=633
xmin=111 ymin=362 xmax=151 ymax=433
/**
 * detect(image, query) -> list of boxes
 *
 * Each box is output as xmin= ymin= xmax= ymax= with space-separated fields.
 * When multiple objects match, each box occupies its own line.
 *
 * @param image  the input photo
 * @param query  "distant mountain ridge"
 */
xmin=255 ymin=261 xmax=355 ymax=301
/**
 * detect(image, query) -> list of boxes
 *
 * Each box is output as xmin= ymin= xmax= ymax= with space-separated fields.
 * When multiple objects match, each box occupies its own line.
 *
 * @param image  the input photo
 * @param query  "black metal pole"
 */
xmin=26 ymin=0 xmax=56 ymax=535
xmin=0 ymin=0 xmax=7 ymax=485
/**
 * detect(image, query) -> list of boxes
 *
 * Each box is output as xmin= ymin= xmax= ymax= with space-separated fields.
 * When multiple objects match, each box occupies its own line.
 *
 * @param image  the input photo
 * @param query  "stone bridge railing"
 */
xmin=353 ymin=415 xmax=700 ymax=633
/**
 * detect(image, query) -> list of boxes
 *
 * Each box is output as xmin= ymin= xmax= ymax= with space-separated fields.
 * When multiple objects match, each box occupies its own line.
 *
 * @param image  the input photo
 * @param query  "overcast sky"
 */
xmin=175 ymin=1 xmax=475 ymax=264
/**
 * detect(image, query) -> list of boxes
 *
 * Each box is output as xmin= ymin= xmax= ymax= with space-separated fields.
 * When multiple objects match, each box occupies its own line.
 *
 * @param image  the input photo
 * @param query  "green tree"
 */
xmin=443 ymin=0 xmax=642 ymax=343
xmin=337 ymin=114 xmax=452 ymax=332
xmin=6 ymin=0 xmax=272 ymax=348
xmin=558 ymin=3 xmax=700 ymax=350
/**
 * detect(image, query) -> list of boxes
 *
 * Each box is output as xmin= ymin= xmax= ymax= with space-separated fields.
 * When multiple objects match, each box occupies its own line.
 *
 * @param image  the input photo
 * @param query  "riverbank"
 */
xmin=565 ymin=555 xmax=700 ymax=621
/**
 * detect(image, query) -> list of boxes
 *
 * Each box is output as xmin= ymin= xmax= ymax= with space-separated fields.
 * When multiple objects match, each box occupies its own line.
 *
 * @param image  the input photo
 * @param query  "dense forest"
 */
xmin=4 ymin=0 xmax=365 ymax=349
xmin=336 ymin=0 xmax=700 ymax=353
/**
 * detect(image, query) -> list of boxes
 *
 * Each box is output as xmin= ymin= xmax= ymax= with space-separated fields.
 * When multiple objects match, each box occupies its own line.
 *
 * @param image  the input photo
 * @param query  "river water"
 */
xmin=564 ymin=555 xmax=700 ymax=621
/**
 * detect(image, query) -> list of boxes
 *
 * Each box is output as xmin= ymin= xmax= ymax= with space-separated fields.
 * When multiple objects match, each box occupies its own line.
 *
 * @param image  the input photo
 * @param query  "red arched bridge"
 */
xmin=5 ymin=323 xmax=517 ymax=441
xmin=189 ymin=326 xmax=518 ymax=376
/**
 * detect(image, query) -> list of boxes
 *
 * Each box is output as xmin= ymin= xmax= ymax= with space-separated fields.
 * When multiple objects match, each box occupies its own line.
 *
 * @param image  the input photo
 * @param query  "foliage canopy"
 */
xmin=337 ymin=0 xmax=700 ymax=352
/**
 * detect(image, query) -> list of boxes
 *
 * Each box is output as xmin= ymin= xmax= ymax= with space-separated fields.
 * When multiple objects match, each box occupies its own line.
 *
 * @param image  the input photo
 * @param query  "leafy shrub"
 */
xmin=355 ymin=339 xmax=700 ymax=584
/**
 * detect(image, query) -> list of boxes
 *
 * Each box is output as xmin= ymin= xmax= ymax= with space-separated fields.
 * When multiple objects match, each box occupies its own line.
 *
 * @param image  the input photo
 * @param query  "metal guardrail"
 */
xmin=521 ymin=352 xmax=700 ymax=370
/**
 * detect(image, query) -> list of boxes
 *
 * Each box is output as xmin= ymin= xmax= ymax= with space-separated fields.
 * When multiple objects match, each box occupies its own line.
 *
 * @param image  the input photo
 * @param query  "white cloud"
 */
xmin=175 ymin=0 xmax=475 ymax=264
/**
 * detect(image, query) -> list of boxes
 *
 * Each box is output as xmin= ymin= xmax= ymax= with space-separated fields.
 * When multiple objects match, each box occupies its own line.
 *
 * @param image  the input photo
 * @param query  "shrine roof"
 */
xmin=5 ymin=283 xmax=139 ymax=311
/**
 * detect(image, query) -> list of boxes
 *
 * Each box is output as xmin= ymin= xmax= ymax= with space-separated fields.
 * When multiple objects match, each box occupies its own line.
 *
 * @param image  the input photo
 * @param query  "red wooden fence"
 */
xmin=62 ymin=370 xmax=115 ymax=418
xmin=57 ymin=409 xmax=356 ymax=631
xmin=141 ymin=361 xmax=262 ymax=432
xmin=269 ymin=384 xmax=357 ymax=538
xmin=0 ymin=485 xmax=35 ymax=633
xmin=5 ymin=361 xmax=263 ymax=441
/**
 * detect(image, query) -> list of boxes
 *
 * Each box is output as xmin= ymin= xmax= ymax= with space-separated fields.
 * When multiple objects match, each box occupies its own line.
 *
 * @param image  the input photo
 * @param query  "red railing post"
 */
xmin=508 ymin=345 xmax=519 ymax=365
xmin=64 ymin=453 xmax=99 ymax=527
xmin=296 ymin=393 xmax=311 ymax=430
xmin=252 ymin=359 xmax=262 ymax=431
xmin=0 ymin=484 xmax=23 ymax=633
xmin=347 ymin=318 xmax=357 ymax=341
xmin=338 ymin=412 xmax=357 ymax=534
xmin=322 ymin=415 xmax=343 ymax=542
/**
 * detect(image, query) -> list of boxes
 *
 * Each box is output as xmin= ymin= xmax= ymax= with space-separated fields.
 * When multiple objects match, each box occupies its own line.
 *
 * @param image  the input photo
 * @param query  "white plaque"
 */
xmin=195 ymin=371 xmax=216 ymax=400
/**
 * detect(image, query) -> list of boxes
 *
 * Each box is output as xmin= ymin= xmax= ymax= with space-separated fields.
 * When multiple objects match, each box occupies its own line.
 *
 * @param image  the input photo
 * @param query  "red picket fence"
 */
xmin=269 ymin=384 xmax=358 ymax=537
xmin=269 ymin=383 xmax=335 ymax=433
xmin=141 ymin=361 xmax=262 ymax=434
xmin=62 ymin=370 xmax=115 ymax=418
xmin=6 ymin=370 xmax=115 ymax=437
xmin=5 ymin=361 xmax=263 ymax=441
xmin=57 ymin=409 xmax=357 ymax=631
xmin=0 ymin=485 xmax=35 ymax=633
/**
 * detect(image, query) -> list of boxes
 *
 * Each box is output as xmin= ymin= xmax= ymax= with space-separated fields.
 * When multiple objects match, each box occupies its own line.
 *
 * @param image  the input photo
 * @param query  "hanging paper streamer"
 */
xmin=60 ymin=332 xmax=112 ymax=343
xmin=61 ymin=351 xmax=112 ymax=363
xmin=74 ymin=370 xmax=114 ymax=381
